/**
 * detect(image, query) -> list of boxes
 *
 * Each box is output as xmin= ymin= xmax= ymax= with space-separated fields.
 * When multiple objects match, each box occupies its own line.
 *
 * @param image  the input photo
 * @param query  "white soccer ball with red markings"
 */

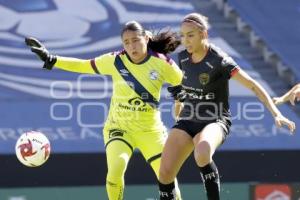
xmin=15 ymin=131 xmax=51 ymax=167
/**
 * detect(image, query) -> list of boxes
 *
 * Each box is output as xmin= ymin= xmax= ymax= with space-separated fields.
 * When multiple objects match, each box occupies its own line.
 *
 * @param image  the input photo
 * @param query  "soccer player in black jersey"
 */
xmin=273 ymin=83 xmax=300 ymax=106
xmin=158 ymin=13 xmax=296 ymax=200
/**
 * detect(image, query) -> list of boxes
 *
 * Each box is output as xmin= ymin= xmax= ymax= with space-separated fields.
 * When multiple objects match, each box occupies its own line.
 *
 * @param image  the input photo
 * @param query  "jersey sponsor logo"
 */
xmin=183 ymin=86 xmax=215 ymax=100
xmin=109 ymin=129 xmax=126 ymax=138
xmin=118 ymin=97 xmax=151 ymax=112
xmin=187 ymin=92 xmax=215 ymax=100
xmin=149 ymin=70 xmax=158 ymax=80
xmin=128 ymin=97 xmax=146 ymax=107
xmin=199 ymin=73 xmax=210 ymax=85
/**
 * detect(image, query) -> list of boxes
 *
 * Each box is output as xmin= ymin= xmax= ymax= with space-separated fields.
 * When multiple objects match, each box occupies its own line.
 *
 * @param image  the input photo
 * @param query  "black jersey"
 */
xmin=178 ymin=44 xmax=240 ymax=122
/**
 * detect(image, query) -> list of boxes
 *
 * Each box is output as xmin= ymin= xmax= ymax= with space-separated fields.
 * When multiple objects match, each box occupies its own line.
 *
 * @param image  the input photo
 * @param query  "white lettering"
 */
xmin=57 ymin=127 xmax=78 ymax=140
xmin=0 ymin=128 xmax=17 ymax=140
xmin=81 ymin=127 xmax=102 ymax=139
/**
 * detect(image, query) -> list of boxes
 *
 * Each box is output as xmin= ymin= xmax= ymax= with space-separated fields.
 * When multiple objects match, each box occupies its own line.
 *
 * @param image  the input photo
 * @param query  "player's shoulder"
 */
xmin=208 ymin=44 xmax=237 ymax=67
xmin=150 ymin=50 xmax=174 ymax=65
xmin=208 ymin=43 xmax=228 ymax=59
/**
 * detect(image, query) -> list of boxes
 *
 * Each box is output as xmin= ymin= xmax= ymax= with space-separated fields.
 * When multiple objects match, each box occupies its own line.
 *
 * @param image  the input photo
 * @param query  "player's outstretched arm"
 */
xmin=273 ymin=83 xmax=300 ymax=106
xmin=25 ymin=37 xmax=97 ymax=74
xmin=232 ymin=69 xmax=296 ymax=134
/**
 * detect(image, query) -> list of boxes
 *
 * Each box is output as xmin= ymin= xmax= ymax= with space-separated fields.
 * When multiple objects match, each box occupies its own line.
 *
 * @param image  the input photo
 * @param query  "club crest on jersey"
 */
xmin=149 ymin=70 xmax=158 ymax=80
xmin=199 ymin=73 xmax=210 ymax=85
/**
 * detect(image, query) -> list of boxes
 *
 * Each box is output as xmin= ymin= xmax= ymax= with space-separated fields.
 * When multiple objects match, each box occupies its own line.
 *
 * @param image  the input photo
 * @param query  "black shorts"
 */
xmin=172 ymin=117 xmax=231 ymax=142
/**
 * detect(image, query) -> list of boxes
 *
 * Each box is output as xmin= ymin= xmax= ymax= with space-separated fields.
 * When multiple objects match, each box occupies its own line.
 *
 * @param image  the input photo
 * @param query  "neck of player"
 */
xmin=191 ymin=43 xmax=209 ymax=63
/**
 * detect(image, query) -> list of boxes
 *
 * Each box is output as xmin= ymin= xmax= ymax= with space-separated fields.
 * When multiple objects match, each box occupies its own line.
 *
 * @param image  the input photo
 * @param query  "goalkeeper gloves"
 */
xmin=167 ymin=85 xmax=187 ymax=102
xmin=25 ymin=37 xmax=56 ymax=70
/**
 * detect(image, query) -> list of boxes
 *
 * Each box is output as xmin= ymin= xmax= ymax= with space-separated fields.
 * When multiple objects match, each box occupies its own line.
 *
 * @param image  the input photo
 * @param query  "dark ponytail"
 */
xmin=148 ymin=30 xmax=181 ymax=54
xmin=121 ymin=21 xmax=180 ymax=55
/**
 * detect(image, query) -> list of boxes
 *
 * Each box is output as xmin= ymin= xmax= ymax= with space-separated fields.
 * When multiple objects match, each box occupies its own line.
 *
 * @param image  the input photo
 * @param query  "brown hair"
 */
xmin=121 ymin=21 xmax=180 ymax=54
xmin=182 ymin=13 xmax=209 ymax=32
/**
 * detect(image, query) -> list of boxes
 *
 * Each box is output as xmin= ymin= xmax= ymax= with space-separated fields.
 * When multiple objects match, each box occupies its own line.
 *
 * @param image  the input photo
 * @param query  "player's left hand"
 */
xmin=274 ymin=115 xmax=296 ymax=134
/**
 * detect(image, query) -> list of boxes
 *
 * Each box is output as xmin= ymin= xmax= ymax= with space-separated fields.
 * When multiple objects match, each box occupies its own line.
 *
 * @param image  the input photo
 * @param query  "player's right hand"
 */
xmin=167 ymin=85 xmax=187 ymax=102
xmin=25 ymin=37 xmax=57 ymax=70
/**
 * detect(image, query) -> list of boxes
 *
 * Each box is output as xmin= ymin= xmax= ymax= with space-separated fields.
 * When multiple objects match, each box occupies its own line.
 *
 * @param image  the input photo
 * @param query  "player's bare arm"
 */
xmin=233 ymin=69 xmax=296 ymax=133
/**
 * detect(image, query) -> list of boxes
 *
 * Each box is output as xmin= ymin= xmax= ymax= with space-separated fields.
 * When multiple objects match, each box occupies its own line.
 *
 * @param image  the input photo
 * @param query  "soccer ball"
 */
xmin=15 ymin=131 xmax=51 ymax=167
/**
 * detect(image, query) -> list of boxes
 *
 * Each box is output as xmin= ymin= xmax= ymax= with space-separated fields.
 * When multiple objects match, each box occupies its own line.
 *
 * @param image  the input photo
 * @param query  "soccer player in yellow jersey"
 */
xmin=25 ymin=21 xmax=183 ymax=200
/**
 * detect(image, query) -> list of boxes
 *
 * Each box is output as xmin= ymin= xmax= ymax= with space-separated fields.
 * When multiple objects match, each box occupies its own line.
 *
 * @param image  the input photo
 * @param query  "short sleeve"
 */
xmin=164 ymin=58 xmax=183 ymax=86
xmin=92 ymin=53 xmax=116 ymax=75
xmin=221 ymin=55 xmax=240 ymax=79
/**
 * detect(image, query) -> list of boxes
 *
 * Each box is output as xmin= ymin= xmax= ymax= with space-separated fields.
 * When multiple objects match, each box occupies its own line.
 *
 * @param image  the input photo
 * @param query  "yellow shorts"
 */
xmin=103 ymin=126 xmax=168 ymax=162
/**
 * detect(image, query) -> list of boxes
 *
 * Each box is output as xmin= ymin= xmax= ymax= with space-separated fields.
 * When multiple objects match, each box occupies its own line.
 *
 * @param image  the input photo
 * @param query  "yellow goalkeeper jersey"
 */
xmin=55 ymin=50 xmax=182 ymax=132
